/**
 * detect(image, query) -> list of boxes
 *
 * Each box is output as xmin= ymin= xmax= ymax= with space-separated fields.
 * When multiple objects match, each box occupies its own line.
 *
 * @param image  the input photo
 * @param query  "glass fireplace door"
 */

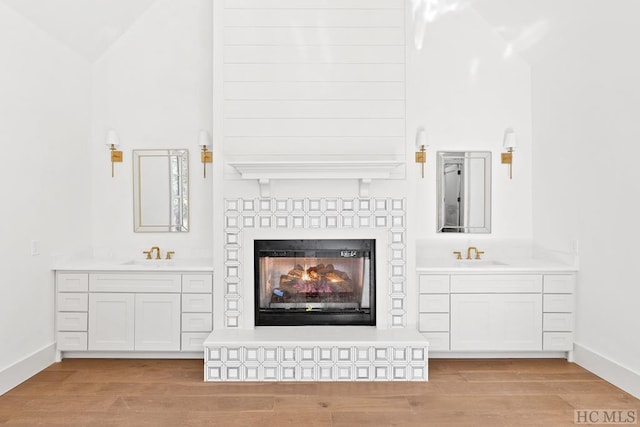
xmin=254 ymin=239 xmax=375 ymax=326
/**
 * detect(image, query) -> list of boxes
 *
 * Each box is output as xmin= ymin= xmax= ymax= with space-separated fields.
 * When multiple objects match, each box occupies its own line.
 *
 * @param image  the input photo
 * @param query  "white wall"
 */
xmin=0 ymin=2 xmax=91 ymax=391
xmin=407 ymin=6 xmax=533 ymax=242
xmin=90 ymin=0 xmax=213 ymax=260
xmin=532 ymin=1 xmax=640 ymax=397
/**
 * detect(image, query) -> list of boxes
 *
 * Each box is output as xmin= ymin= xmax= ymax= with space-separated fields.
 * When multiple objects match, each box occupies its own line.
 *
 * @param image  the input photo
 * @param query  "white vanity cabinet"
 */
xmin=417 ymin=275 xmax=450 ymax=351
xmin=88 ymin=273 xmax=182 ymax=351
xmin=542 ymin=275 xmax=576 ymax=351
xmin=181 ymin=274 xmax=214 ymax=351
xmin=450 ymin=275 xmax=543 ymax=351
xmin=56 ymin=273 xmax=89 ymax=351
xmin=55 ymin=270 xmax=213 ymax=356
xmin=417 ymin=272 xmax=576 ymax=356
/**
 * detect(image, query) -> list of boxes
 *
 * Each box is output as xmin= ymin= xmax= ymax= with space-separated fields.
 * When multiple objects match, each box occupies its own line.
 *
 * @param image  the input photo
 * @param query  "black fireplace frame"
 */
xmin=254 ymin=239 xmax=376 ymax=326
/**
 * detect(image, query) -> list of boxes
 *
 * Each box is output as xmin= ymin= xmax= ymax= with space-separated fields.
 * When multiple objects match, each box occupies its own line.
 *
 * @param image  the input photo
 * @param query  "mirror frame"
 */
xmin=133 ymin=149 xmax=189 ymax=233
xmin=436 ymin=151 xmax=491 ymax=234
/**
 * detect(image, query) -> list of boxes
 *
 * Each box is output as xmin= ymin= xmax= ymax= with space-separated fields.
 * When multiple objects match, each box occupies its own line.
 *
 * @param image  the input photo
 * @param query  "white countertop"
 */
xmin=52 ymin=257 xmax=213 ymax=272
xmin=416 ymin=257 xmax=578 ymax=273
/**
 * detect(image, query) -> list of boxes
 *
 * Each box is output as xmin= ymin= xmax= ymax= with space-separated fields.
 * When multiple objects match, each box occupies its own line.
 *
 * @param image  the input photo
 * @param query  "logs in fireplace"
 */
xmin=254 ymin=239 xmax=376 ymax=326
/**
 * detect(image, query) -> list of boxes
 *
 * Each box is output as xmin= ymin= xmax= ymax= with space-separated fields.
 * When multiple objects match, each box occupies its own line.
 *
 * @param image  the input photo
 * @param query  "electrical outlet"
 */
xmin=31 ymin=240 xmax=40 ymax=256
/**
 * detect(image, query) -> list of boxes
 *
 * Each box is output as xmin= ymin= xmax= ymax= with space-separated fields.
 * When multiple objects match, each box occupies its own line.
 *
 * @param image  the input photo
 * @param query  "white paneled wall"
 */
xmin=222 ymin=0 xmax=406 ymax=159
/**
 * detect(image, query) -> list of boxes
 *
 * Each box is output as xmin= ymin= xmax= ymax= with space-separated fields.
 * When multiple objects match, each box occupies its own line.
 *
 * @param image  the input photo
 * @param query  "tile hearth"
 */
xmin=204 ymin=327 xmax=428 ymax=382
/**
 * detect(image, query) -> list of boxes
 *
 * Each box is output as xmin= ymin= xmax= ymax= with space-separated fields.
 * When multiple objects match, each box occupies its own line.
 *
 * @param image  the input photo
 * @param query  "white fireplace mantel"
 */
xmin=226 ymin=160 xmax=405 ymax=197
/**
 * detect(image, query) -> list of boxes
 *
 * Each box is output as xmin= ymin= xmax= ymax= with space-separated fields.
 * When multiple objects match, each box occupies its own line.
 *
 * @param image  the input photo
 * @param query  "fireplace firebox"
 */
xmin=254 ymin=239 xmax=375 ymax=326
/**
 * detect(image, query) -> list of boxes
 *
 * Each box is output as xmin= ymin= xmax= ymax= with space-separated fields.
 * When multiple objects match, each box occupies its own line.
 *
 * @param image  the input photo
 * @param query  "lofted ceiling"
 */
xmin=1 ymin=0 xmax=634 ymax=64
xmin=0 ymin=0 xmax=159 ymax=62
xmin=473 ymin=0 xmax=640 ymax=63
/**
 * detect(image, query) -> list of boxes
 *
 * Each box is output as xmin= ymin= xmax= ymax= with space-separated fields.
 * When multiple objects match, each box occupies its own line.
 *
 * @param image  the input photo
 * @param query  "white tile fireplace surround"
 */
xmin=223 ymin=197 xmax=406 ymax=328
xmin=204 ymin=197 xmax=429 ymax=382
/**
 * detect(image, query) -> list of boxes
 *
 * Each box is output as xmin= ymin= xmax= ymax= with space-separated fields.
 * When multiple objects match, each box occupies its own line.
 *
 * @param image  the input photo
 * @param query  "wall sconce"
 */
xmin=105 ymin=129 xmax=122 ymax=178
xmin=501 ymin=127 xmax=517 ymax=179
xmin=415 ymin=127 xmax=428 ymax=178
xmin=198 ymin=130 xmax=212 ymax=178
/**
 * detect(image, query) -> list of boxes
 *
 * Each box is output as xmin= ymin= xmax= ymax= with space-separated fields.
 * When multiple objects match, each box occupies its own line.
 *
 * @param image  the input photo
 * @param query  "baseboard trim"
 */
xmin=61 ymin=351 xmax=203 ymax=359
xmin=574 ymin=343 xmax=640 ymax=399
xmin=429 ymin=351 xmax=567 ymax=359
xmin=0 ymin=343 xmax=56 ymax=396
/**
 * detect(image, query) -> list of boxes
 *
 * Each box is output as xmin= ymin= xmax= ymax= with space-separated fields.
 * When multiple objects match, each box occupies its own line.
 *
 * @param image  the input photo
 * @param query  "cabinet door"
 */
xmin=451 ymin=294 xmax=542 ymax=351
xmin=88 ymin=293 xmax=135 ymax=351
xmin=135 ymin=294 xmax=181 ymax=351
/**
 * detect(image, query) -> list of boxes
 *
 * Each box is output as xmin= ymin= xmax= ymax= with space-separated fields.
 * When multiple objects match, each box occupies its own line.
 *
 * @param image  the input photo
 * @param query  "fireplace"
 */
xmin=254 ymin=239 xmax=376 ymax=326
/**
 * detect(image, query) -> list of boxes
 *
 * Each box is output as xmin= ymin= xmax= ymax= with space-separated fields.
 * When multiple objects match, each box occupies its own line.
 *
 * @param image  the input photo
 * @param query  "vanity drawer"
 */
xmin=543 ymin=294 xmax=574 ymax=313
xmin=182 ymin=294 xmax=213 ymax=313
xmin=57 ymin=332 xmax=88 ymax=351
xmin=89 ymin=273 xmax=181 ymax=293
xmin=451 ymin=275 xmax=542 ymax=293
xmin=57 ymin=293 xmax=88 ymax=312
xmin=182 ymin=313 xmax=212 ymax=332
xmin=543 ymin=332 xmax=573 ymax=351
xmin=419 ymin=275 xmax=450 ymax=294
xmin=57 ymin=273 xmax=89 ymax=292
xmin=419 ymin=313 xmax=449 ymax=332
xmin=183 ymin=274 xmax=213 ymax=293
xmin=421 ymin=332 xmax=450 ymax=351
xmin=543 ymin=275 xmax=575 ymax=294
xmin=181 ymin=332 xmax=208 ymax=351
xmin=419 ymin=294 xmax=449 ymax=313
xmin=543 ymin=313 xmax=573 ymax=332
xmin=57 ymin=312 xmax=88 ymax=331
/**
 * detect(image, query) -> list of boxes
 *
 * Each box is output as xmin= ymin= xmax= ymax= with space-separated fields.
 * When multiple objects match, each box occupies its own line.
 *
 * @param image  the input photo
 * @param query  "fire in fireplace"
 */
xmin=254 ymin=239 xmax=376 ymax=326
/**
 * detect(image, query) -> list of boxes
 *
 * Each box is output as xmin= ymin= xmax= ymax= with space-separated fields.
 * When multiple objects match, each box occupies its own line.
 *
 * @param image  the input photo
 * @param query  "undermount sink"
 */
xmin=121 ymin=259 xmax=175 ymax=267
xmin=453 ymin=259 xmax=508 ymax=266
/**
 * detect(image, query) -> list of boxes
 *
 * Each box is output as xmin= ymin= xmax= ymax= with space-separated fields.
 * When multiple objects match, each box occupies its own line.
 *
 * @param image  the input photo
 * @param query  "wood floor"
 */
xmin=0 ymin=358 xmax=638 ymax=426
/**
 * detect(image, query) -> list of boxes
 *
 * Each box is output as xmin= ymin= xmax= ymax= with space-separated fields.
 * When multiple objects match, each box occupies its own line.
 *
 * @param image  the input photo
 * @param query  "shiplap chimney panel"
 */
xmin=224 ymin=9 xmax=403 ymax=28
xmin=224 ymin=64 xmax=404 ymax=82
xmin=223 ymin=100 xmax=405 ymax=118
xmin=225 ymin=82 xmax=404 ymax=100
xmin=224 ymin=46 xmax=404 ymax=64
xmin=225 ymin=0 xmax=404 ymax=9
xmin=223 ymin=137 xmax=406 ymax=158
xmin=224 ymin=27 xmax=404 ymax=46
xmin=222 ymin=0 xmax=405 ymax=159
xmin=224 ymin=118 xmax=405 ymax=137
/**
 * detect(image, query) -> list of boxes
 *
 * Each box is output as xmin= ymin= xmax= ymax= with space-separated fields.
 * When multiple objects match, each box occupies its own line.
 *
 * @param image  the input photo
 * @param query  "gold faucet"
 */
xmin=453 ymin=251 xmax=462 ymax=260
xmin=466 ymin=246 xmax=485 ymax=260
xmin=149 ymin=246 xmax=161 ymax=260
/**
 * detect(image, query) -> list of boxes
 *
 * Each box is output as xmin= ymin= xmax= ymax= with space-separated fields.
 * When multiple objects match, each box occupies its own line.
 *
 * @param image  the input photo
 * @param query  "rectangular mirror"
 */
xmin=437 ymin=151 xmax=491 ymax=233
xmin=133 ymin=149 xmax=189 ymax=232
